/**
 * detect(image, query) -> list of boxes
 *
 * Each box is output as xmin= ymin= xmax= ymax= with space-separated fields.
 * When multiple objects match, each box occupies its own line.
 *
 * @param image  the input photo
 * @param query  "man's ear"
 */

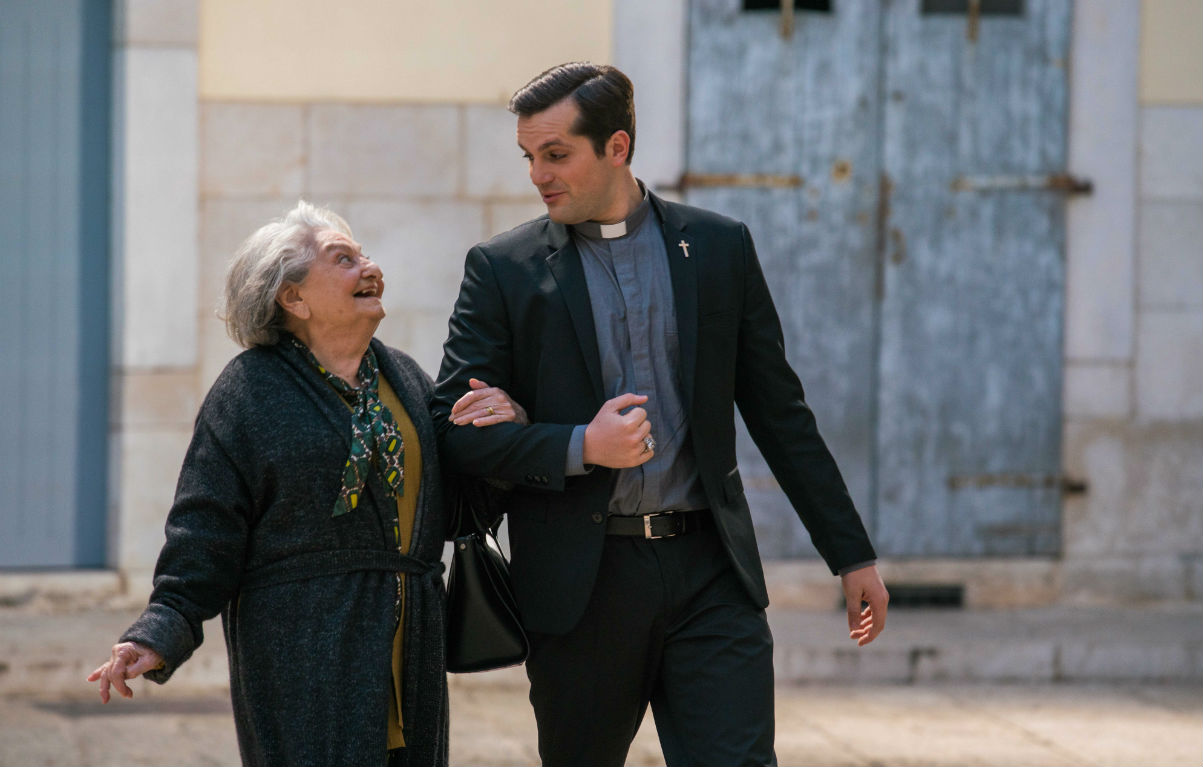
xmin=277 ymin=282 xmax=310 ymax=321
xmin=607 ymin=130 xmax=631 ymax=166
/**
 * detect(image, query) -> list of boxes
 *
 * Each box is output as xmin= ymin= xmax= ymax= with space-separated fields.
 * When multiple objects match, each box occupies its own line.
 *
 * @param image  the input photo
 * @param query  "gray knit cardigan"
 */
xmin=120 ymin=338 xmax=449 ymax=767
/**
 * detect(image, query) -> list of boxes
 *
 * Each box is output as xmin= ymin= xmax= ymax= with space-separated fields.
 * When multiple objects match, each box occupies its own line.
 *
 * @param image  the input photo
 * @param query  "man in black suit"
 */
xmin=434 ymin=62 xmax=888 ymax=766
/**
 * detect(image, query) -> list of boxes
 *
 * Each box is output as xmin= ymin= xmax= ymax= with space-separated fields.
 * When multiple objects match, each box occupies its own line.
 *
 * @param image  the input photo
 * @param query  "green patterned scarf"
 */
xmin=290 ymin=337 xmax=404 ymax=517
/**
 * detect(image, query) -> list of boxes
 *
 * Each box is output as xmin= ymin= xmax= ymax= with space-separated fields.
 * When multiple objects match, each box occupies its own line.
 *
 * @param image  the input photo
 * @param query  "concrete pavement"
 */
xmin=1 ymin=596 xmax=1199 ymax=766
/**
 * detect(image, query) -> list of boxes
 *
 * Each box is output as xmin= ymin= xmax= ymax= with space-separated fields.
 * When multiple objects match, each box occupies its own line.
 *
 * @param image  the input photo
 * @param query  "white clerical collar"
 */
xmin=572 ymin=183 xmax=652 ymax=240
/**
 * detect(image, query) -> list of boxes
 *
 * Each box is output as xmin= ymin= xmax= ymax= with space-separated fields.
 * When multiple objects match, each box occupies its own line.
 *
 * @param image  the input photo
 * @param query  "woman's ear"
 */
xmin=277 ymin=282 xmax=310 ymax=321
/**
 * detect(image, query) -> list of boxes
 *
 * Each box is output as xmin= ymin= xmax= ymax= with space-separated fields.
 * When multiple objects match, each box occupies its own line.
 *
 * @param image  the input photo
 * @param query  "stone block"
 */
xmin=344 ymin=199 xmax=486 ymax=316
xmin=308 ymin=104 xmax=459 ymax=198
xmin=115 ymin=0 xmax=197 ymax=46
xmin=115 ymin=47 xmax=198 ymax=369
xmin=464 ymin=105 xmax=532 ymax=199
xmin=763 ymin=561 xmax=843 ymax=609
xmin=614 ymin=0 xmax=687 ymax=188
xmin=201 ymin=104 xmax=304 ymax=198
xmin=877 ymin=558 xmax=1062 ymax=608
xmin=1060 ymin=556 xmax=1190 ymax=604
xmin=1187 ymin=554 xmax=1203 ymax=600
xmin=1136 ymin=310 xmax=1203 ymax=418
xmin=1065 ymin=0 xmax=1139 ymax=360
xmin=115 ymin=369 xmax=198 ymax=430
xmin=486 ymin=201 xmax=546 ymax=238
xmin=198 ymin=198 xmax=297 ymax=325
xmin=1140 ymin=106 xmax=1203 ymax=200
xmin=1060 ymin=642 xmax=1199 ymax=681
xmin=1063 ymin=362 xmax=1131 ymax=420
xmin=1140 ymin=0 xmax=1203 ymax=104
xmin=113 ymin=428 xmax=193 ymax=572
xmin=774 ymin=645 xmax=912 ymax=684
xmin=198 ymin=315 xmax=242 ymax=393
xmin=912 ymin=641 xmax=1056 ymax=683
xmin=374 ymin=309 xmax=454 ymax=381
xmin=1139 ymin=200 xmax=1203 ymax=309
xmin=1063 ymin=421 xmax=1203 ymax=560
xmin=1060 ymin=423 xmax=1129 ymax=556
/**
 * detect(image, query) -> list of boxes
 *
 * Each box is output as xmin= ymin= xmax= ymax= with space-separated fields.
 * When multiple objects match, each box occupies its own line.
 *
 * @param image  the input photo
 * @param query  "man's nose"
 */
xmin=361 ymin=257 xmax=383 ymax=279
xmin=529 ymin=160 xmax=552 ymax=186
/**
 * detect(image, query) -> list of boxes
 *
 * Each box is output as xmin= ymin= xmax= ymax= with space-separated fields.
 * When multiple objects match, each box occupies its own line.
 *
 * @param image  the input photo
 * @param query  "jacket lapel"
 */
xmin=651 ymin=193 xmax=699 ymax=408
xmin=544 ymin=222 xmax=606 ymax=405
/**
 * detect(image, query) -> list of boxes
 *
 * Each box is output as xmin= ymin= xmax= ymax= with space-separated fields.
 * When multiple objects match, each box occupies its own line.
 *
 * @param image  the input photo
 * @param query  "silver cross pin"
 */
xmin=678 ymin=240 xmax=691 ymax=258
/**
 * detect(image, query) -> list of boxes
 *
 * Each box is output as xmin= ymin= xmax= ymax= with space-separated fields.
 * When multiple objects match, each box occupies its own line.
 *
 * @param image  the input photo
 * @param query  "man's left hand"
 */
xmin=840 ymin=564 xmax=888 ymax=647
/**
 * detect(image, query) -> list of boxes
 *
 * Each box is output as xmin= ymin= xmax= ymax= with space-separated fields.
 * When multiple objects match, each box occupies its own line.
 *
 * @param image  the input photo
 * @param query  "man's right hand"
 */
xmin=582 ymin=393 xmax=654 ymax=468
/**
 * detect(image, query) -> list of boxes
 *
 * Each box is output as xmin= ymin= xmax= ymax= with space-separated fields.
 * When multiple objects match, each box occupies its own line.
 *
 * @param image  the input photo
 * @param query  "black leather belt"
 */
xmin=605 ymin=510 xmax=711 ymax=540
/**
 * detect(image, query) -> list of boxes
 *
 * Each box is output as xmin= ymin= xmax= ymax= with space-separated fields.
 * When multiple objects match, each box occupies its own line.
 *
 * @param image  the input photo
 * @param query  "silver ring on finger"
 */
xmin=642 ymin=435 xmax=656 ymax=453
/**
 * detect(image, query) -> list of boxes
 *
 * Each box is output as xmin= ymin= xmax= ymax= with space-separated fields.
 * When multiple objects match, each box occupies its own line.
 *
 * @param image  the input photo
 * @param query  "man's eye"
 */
xmin=549 ymin=153 xmax=566 ymax=161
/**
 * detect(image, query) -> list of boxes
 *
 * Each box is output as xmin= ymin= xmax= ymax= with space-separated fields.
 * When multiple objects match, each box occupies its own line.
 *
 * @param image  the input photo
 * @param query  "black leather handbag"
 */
xmin=444 ymin=481 xmax=529 ymax=673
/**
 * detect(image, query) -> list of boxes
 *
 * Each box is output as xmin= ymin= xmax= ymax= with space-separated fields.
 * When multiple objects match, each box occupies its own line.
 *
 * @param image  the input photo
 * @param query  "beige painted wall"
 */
xmin=199 ymin=0 xmax=613 ymax=103
xmin=1141 ymin=0 xmax=1203 ymax=104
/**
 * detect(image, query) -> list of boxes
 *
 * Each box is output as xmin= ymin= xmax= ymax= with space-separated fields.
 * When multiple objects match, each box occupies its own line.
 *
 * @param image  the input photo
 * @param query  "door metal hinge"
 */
xmin=947 ymin=473 xmax=1089 ymax=495
xmin=950 ymin=174 xmax=1094 ymax=195
xmin=678 ymin=173 xmax=805 ymax=190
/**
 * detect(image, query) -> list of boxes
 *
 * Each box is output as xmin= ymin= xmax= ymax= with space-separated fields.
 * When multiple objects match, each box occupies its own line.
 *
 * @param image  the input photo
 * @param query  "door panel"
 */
xmin=685 ymin=0 xmax=1068 ymax=557
xmin=875 ymin=0 xmax=1069 ymax=555
xmin=687 ymin=0 xmax=883 ymax=557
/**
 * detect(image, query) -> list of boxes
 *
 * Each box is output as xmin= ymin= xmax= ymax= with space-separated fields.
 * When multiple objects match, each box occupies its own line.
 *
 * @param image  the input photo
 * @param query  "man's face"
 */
xmin=517 ymin=99 xmax=627 ymax=225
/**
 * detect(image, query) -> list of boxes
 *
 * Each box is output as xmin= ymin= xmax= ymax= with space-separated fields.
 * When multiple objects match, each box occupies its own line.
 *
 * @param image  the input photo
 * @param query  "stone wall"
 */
xmin=86 ymin=0 xmax=1201 ymax=608
xmin=197 ymin=102 xmax=545 ymax=388
xmin=1060 ymin=0 xmax=1203 ymax=603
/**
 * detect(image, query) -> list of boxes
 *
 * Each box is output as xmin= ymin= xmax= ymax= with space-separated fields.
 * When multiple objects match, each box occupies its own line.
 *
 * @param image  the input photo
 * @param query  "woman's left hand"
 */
xmin=449 ymin=378 xmax=529 ymax=427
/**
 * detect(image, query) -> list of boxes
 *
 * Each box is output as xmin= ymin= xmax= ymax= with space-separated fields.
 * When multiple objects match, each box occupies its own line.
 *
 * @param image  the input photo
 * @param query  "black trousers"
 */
xmin=525 ymin=524 xmax=777 ymax=767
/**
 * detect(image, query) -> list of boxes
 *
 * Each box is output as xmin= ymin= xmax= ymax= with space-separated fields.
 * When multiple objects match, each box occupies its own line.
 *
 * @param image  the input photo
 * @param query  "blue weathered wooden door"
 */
xmin=686 ymin=0 xmax=1069 ymax=557
xmin=0 ymin=0 xmax=111 ymax=567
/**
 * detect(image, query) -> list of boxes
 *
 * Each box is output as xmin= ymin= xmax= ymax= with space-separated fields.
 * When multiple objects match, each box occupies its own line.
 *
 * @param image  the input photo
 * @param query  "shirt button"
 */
xmin=591 ymin=512 xmax=604 ymax=524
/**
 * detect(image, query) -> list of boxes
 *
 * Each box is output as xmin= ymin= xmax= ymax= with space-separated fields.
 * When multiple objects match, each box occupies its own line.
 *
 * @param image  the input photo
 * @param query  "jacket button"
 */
xmin=591 ymin=512 xmax=604 ymax=524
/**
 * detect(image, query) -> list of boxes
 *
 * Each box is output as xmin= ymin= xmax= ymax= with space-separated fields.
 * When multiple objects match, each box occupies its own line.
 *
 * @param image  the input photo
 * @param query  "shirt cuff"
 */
xmin=837 ymin=559 xmax=877 ymax=576
xmin=565 ymin=425 xmax=591 ymax=476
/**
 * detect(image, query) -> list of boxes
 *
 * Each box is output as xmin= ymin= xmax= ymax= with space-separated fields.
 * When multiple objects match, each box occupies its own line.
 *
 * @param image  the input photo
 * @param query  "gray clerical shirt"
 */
xmin=563 ymin=188 xmax=709 ymax=516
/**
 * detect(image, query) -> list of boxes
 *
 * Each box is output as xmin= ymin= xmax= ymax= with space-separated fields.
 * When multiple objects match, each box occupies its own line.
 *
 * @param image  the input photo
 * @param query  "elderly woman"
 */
xmin=88 ymin=201 xmax=522 ymax=767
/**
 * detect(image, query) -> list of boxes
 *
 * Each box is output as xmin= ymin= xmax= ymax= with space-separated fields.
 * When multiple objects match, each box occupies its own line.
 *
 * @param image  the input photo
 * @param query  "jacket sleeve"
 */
xmin=432 ymin=245 xmax=575 ymax=491
xmin=120 ymin=412 xmax=252 ymax=683
xmin=731 ymin=224 xmax=877 ymax=573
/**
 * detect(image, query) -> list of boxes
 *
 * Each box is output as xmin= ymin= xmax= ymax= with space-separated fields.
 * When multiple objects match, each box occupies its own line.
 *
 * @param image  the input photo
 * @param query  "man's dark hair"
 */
xmin=508 ymin=62 xmax=636 ymax=164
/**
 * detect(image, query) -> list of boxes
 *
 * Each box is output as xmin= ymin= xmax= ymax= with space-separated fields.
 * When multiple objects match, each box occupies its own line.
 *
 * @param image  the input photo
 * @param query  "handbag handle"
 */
xmin=447 ymin=478 xmax=506 ymax=539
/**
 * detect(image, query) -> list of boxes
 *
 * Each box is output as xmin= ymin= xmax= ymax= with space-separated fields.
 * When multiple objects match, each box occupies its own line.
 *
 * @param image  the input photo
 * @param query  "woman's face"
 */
xmin=283 ymin=229 xmax=386 ymax=339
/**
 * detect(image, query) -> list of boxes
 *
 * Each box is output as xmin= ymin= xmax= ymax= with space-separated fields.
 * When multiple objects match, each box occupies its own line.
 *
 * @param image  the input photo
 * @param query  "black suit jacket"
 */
xmin=434 ymin=192 xmax=876 ymax=635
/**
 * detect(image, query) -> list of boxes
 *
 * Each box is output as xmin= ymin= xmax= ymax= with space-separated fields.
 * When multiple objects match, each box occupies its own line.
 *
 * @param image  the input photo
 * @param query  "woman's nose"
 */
xmin=362 ymin=257 xmax=383 ymax=279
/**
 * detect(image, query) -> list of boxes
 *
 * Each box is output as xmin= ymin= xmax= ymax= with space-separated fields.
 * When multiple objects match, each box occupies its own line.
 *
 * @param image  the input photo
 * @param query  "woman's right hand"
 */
xmin=87 ymin=641 xmax=163 ymax=703
xmin=449 ymin=377 xmax=529 ymax=427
